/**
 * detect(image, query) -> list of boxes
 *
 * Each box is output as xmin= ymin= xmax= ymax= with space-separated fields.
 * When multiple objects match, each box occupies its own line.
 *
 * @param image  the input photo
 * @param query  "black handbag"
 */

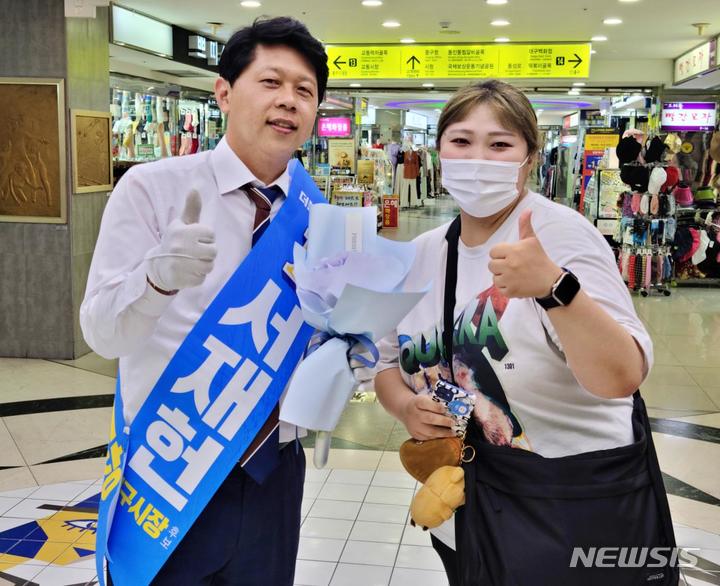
xmin=442 ymin=216 xmax=678 ymax=586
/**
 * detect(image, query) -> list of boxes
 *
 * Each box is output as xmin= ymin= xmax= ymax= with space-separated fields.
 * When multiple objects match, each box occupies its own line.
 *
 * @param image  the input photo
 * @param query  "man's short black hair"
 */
xmin=219 ymin=16 xmax=329 ymax=104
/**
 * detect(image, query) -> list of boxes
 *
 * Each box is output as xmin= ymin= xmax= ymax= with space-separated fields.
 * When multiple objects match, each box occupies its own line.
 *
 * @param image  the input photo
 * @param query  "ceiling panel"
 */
xmin=114 ymin=0 xmax=720 ymax=61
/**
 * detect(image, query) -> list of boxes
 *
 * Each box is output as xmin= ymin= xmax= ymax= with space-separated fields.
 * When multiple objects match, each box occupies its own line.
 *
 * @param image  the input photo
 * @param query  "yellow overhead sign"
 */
xmin=326 ymin=44 xmax=591 ymax=80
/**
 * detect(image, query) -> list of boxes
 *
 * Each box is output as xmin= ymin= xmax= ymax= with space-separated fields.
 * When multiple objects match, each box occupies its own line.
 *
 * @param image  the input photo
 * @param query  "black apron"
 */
xmin=441 ymin=216 xmax=678 ymax=586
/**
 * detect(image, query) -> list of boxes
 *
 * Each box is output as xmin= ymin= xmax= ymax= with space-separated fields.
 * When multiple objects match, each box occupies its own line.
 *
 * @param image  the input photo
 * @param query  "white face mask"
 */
xmin=441 ymin=157 xmax=528 ymax=218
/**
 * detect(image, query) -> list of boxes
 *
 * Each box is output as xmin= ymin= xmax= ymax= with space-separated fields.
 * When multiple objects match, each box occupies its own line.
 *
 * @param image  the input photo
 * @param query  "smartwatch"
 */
xmin=535 ymin=268 xmax=580 ymax=310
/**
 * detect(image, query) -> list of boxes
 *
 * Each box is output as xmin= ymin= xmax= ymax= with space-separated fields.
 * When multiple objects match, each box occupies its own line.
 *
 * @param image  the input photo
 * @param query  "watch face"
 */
xmin=554 ymin=271 xmax=581 ymax=305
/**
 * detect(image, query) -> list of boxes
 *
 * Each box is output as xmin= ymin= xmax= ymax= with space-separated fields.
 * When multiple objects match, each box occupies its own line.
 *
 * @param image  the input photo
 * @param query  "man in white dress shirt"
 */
xmin=81 ymin=17 xmax=328 ymax=585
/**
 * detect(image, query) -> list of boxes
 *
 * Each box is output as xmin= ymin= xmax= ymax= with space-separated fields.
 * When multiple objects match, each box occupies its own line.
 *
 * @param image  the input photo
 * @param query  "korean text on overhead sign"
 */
xmin=318 ymin=117 xmax=352 ymax=138
xmin=661 ymin=102 xmax=717 ymax=132
xmin=326 ymin=43 xmax=591 ymax=80
xmin=673 ymin=40 xmax=714 ymax=83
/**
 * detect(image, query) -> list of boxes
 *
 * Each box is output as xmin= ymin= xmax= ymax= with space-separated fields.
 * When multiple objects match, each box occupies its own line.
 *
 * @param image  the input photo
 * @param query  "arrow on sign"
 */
xmin=406 ymin=55 xmax=421 ymax=69
xmin=333 ymin=55 xmax=347 ymax=70
xmin=569 ymin=53 xmax=583 ymax=69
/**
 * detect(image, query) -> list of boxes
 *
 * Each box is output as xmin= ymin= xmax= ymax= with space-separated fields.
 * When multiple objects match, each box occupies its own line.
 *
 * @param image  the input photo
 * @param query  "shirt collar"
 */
xmin=211 ymin=136 xmax=290 ymax=197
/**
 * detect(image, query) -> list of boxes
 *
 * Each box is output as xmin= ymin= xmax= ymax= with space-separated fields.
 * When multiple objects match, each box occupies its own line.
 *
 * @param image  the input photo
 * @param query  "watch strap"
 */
xmin=535 ymin=268 xmax=579 ymax=310
xmin=146 ymin=275 xmax=179 ymax=296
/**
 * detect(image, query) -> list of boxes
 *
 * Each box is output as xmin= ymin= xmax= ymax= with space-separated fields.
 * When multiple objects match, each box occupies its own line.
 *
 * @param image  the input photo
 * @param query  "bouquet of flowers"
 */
xmin=280 ymin=204 xmax=428 ymax=467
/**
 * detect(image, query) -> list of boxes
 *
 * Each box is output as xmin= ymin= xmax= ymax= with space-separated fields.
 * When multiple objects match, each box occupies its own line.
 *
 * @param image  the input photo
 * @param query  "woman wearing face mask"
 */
xmin=374 ymin=81 xmax=675 ymax=586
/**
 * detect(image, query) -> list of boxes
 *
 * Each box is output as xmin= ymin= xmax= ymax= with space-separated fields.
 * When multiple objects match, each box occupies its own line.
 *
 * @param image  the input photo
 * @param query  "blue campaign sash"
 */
xmin=96 ymin=160 xmax=326 ymax=586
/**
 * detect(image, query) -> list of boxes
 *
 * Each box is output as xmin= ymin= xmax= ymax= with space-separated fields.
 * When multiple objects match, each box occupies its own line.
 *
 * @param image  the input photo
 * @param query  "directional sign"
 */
xmin=498 ymin=45 xmax=590 ymax=78
xmin=406 ymin=55 xmax=421 ymax=70
xmin=326 ymin=44 xmax=591 ymax=79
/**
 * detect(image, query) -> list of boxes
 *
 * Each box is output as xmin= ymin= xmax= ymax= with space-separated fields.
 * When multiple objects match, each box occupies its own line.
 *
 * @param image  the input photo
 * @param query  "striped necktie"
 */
xmin=240 ymin=183 xmax=285 ymax=484
xmin=245 ymin=184 xmax=284 ymax=245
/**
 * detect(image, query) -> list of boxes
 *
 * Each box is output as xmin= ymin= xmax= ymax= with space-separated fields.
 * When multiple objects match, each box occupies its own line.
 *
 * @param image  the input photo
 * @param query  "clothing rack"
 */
xmin=615 ymin=161 xmax=676 ymax=296
xmin=673 ymin=207 xmax=720 ymax=286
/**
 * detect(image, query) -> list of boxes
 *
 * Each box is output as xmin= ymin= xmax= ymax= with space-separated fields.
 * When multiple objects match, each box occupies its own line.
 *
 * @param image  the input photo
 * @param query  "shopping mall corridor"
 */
xmin=0 ymin=198 xmax=719 ymax=585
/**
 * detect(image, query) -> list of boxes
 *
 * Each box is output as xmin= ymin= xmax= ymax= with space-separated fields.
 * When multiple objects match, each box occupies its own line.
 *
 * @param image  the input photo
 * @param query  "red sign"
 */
xmin=317 ymin=117 xmax=352 ymax=137
xmin=383 ymin=195 xmax=399 ymax=228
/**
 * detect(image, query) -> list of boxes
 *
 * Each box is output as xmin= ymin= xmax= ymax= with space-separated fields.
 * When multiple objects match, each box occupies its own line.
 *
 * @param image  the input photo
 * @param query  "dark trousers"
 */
xmin=108 ymin=443 xmax=305 ymax=586
xmin=431 ymin=534 xmax=461 ymax=586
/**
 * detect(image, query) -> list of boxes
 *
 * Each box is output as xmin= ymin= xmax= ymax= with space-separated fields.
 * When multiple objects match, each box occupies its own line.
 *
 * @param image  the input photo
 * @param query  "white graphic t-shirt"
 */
xmin=377 ymin=192 xmax=653 ymax=548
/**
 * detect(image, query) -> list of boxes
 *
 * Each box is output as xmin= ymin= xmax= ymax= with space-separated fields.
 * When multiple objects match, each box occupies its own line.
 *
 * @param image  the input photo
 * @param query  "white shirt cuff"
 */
xmin=126 ymin=260 xmax=176 ymax=317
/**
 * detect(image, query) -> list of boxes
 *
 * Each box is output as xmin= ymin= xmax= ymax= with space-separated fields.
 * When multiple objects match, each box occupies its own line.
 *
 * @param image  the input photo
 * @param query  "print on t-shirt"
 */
xmin=398 ymin=285 xmax=531 ymax=450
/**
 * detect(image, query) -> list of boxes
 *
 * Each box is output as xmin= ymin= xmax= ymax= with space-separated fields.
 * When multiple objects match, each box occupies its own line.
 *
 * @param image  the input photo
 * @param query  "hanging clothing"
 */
xmin=403 ymin=150 xmax=420 ymax=179
xmin=387 ymin=143 xmax=400 ymax=169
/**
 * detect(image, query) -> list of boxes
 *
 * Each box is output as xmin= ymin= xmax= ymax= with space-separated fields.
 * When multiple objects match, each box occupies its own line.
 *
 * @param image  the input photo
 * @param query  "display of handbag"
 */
xmin=441 ymin=216 xmax=679 ymax=586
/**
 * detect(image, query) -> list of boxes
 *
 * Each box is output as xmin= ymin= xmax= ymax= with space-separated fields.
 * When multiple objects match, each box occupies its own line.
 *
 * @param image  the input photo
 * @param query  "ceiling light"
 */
xmin=490 ymin=19 xmax=510 ymax=26
xmin=422 ymin=83 xmax=434 ymax=87
xmin=486 ymin=0 xmax=508 ymax=4
xmin=590 ymin=49 xmax=597 ymax=54
xmin=591 ymin=35 xmax=608 ymax=41
xmin=240 ymin=0 xmax=261 ymax=7
xmin=644 ymin=89 xmax=652 ymax=93
xmin=400 ymin=38 xmax=416 ymax=43
xmin=361 ymin=0 xmax=383 ymax=5
xmin=494 ymin=37 xmax=510 ymax=43
xmin=568 ymin=90 xmax=580 ymax=95
xmin=382 ymin=20 xmax=401 ymax=28
xmin=350 ymin=83 xmax=362 ymax=87
xmin=573 ymin=82 xmax=586 ymax=86
xmin=618 ymin=0 xmax=640 ymax=3
xmin=603 ymin=17 xmax=622 ymax=25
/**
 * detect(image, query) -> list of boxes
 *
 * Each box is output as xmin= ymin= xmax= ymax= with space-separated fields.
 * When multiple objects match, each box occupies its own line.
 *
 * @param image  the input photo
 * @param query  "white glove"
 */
xmin=146 ymin=190 xmax=217 ymax=292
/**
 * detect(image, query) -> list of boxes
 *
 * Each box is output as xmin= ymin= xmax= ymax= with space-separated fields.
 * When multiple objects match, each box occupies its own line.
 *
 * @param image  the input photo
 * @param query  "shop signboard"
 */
xmin=579 ymin=129 xmax=619 ymax=211
xmin=318 ymin=117 xmax=352 ymax=138
xmin=326 ymin=43 xmax=590 ymax=80
xmin=383 ymin=195 xmax=399 ymax=228
xmin=328 ymin=139 xmax=356 ymax=174
xmin=112 ymin=5 xmax=173 ymax=58
xmin=333 ymin=192 xmax=363 ymax=207
xmin=404 ymin=111 xmax=427 ymax=130
xmin=661 ymin=102 xmax=717 ymax=132
xmin=674 ymin=40 xmax=715 ymax=84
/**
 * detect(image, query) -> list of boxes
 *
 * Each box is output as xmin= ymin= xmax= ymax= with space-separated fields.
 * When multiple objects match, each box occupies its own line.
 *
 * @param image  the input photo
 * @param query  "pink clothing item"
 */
xmin=674 ymin=185 xmax=694 ymax=206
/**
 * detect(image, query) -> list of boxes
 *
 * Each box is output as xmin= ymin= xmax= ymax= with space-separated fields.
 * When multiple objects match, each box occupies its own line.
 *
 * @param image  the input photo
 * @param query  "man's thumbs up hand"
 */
xmin=181 ymin=189 xmax=203 ymax=225
xmin=146 ymin=190 xmax=218 ymax=294
xmin=487 ymin=210 xmax=562 ymax=299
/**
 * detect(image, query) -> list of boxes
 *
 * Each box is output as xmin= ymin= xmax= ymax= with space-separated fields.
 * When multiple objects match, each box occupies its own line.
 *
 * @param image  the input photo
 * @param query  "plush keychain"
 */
xmin=410 ymin=466 xmax=465 ymax=529
xmin=399 ymin=435 xmax=474 ymax=530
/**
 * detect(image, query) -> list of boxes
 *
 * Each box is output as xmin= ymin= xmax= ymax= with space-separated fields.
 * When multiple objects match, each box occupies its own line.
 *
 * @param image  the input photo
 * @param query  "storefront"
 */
xmin=109 ymin=76 xmax=224 ymax=181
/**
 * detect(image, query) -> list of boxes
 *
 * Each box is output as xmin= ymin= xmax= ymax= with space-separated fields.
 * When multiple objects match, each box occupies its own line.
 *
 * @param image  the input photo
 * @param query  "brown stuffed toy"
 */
xmin=400 ymin=437 xmax=470 ymax=530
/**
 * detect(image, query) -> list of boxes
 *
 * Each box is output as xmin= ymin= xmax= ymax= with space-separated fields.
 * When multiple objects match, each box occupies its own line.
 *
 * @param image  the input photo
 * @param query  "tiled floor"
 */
xmin=0 ymin=453 xmax=719 ymax=585
xmin=1 ymin=196 xmax=720 ymax=584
